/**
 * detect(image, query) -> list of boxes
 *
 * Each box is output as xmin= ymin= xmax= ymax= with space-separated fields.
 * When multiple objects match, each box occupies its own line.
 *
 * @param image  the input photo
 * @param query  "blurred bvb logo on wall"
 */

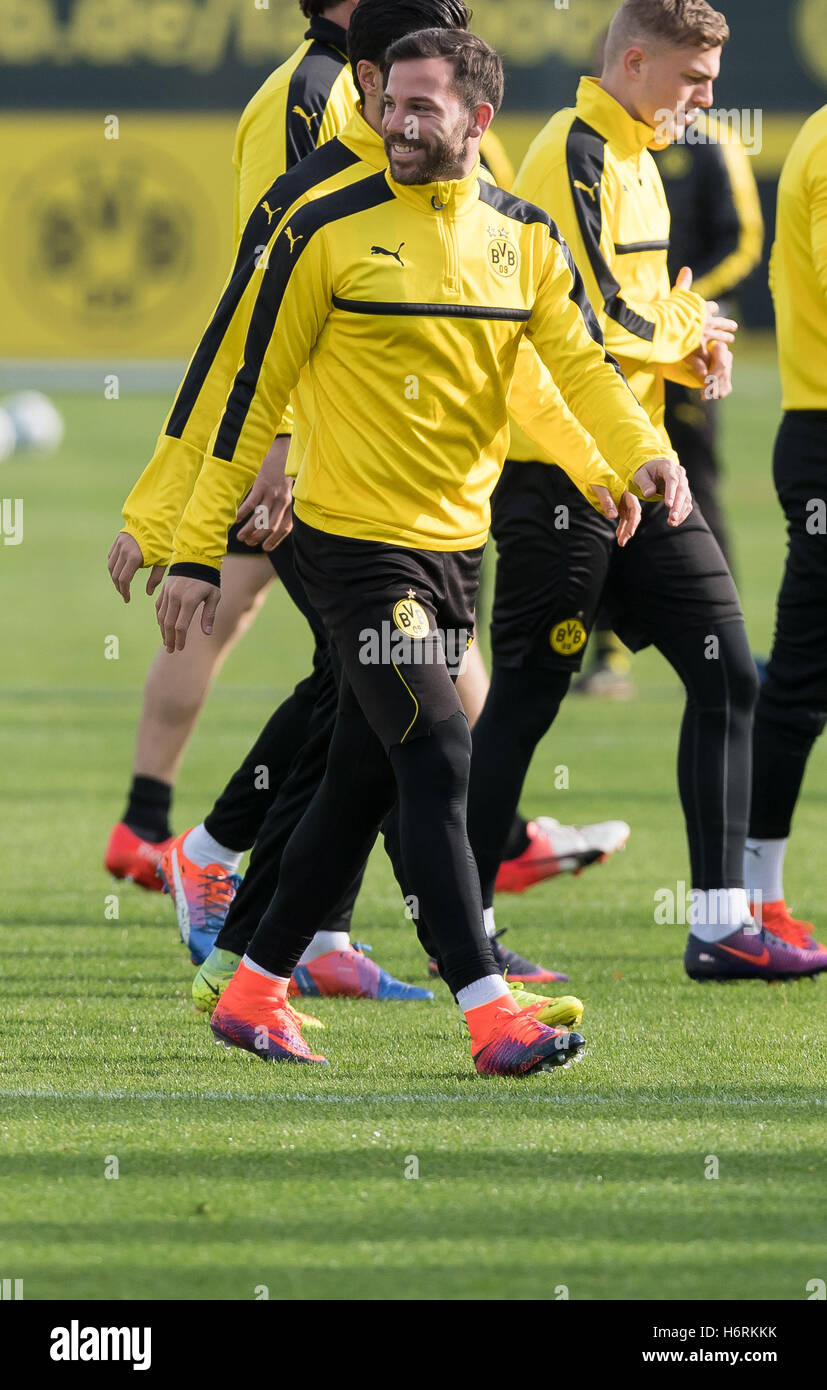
xmin=13 ymin=143 xmax=193 ymax=339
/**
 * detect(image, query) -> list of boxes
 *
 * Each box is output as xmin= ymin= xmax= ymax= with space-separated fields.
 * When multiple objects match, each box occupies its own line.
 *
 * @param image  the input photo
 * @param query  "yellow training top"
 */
xmin=123 ymin=115 xmax=630 ymax=568
xmin=165 ymin=165 xmax=673 ymax=578
xmin=509 ymin=76 xmax=708 ymax=463
xmin=232 ymin=13 xmax=356 ymax=243
xmin=770 ymin=103 xmax=827 ymax=411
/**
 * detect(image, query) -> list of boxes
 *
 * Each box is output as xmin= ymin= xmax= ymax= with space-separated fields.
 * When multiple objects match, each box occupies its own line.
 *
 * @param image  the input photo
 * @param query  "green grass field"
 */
xmin=1 ymin=339 xmax=825 ymax=1301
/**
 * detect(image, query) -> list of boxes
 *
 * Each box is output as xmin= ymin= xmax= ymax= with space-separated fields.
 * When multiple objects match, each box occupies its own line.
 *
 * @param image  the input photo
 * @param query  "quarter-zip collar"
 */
xmin=339 ymin=106 xmax=386 ymax=170
xmin=306 ymin=15 xmax=349 ymax=60
xmin=386 ymin=161 xmax=483 ymax=218
xmin=576 ymin=76 xmax=655 ymax=158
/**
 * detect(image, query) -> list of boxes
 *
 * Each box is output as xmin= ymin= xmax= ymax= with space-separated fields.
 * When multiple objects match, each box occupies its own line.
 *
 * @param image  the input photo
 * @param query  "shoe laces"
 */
xmin=196 ymin=868 xmax=241 ymax=927
xmin=766 ymin=919 xmax=812 ymax=950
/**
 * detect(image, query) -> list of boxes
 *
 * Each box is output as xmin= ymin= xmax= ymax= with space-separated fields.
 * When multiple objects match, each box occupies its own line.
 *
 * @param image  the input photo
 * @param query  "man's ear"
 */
xmin=357 ymin=59 xmax=380 ymax=100
xmin=468 ymin=102 xmax=495 ymax=141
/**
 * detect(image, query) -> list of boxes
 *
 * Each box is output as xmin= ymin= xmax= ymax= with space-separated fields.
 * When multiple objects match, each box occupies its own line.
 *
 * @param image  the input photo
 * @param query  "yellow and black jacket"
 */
xmin=232 ymin=13 xmax=356 ymax=242
xmin=770 ymin=103 xmax=827 ymax=411
xmin=123 ymin=114 xmax=628 ymax=567
xmin=163 ymin=165 xmax=674 ymax=580
xmin=509 ymin=77 xmax=709 ymax=464
xmin=652 ymin=112 xmax=764 ymax=303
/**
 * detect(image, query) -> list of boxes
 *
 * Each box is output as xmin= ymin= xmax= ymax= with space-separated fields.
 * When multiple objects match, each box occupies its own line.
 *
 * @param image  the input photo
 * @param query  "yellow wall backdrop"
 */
xmin=0 ymin=114 xmax=236 ymax=358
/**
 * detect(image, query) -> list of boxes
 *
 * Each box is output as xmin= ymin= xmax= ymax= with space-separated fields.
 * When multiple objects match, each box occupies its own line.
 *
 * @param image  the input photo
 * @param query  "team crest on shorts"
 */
xmin=393 ymin=593 xmax=430 ymax=639
xmin=550 ymin=617 xmax=587 ymax=655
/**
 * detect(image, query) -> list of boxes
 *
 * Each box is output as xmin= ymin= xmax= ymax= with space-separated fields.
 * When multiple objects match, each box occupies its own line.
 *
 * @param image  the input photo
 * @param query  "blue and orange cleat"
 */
xmin=211 ymin=963 xmax=328 ymax=1065
xmin=472 ymin=1004 xmax=586 ymax=1077
xmin=684 ymin=924 xmax=825 ymax=982
xmin=104 ymin=822 xmax=172 ymax=892
xmin=158 ymin=829 xmax=241 ymax=967
xmin=750 ymin=899 xmax=827 ymax=966
xmin=495 ymin=817 xmax=630 ymax=895
xmin=290 ymin=943 xmax=433 ymax=1001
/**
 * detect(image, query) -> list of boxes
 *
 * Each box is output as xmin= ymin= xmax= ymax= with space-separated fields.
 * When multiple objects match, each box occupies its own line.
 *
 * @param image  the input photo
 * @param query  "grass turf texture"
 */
xmin=1 ymin=337 xmax=825 ymax=1300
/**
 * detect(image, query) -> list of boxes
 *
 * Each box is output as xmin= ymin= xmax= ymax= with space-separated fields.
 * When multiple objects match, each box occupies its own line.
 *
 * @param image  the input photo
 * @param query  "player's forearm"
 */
xmin=603 ymin=286 xmax=707 ymax=367
xmin=169 ymin=453 xmax=261 ymax=577
xmin=121 ymin=437 xmax=207 ymax=567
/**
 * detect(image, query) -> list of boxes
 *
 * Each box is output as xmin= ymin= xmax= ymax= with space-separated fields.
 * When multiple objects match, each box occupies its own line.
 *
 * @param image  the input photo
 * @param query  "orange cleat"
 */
xmin=211 ymin=962 xmax=328 ymax=1065
xmin=470 ymin=1000 xmax=586 ymax=1077
xmin=158 ymin=830 xmax=241 ymax=966
xmin=104 ymin=822 xmax=172 ymax=892
xmin=495 ymin=817 xmax=630 ymax=895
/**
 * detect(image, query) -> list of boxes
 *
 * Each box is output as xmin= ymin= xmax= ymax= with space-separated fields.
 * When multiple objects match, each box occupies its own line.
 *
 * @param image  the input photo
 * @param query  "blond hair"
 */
xmin=604 ymin=0 xmax=729 ymax=66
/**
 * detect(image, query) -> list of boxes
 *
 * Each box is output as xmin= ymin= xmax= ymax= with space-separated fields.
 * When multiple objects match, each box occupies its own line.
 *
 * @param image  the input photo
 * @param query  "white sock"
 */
xmin=689 ymin=888 xmax=754 ymax=943
xmin=240 ymin=954 xmax=290 ymax=985
xmin=744 ymin=838 xmax=786 ymax=903
xmin=183 ymin=823 xmax=242 ymax=872
xmin=457 ymin=974 xmax=511 ymax=1013
xmin=297 ymin=930 xmax=351 ymax=966
xmin=483 ymin=907 xmax=497 ymax=939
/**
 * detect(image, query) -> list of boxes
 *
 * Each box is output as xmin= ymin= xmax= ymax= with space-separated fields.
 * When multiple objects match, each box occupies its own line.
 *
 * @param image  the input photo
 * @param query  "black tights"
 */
xmin=467 ymin=620 xmax=758 ymax=905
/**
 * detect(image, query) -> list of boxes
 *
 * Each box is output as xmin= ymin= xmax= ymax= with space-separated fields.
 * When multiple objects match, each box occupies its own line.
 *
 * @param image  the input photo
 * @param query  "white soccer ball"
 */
xmin=0 ymin=407 xmax=15 ymax=463
xmin=1 ymin=390 xmax=65 ymax=454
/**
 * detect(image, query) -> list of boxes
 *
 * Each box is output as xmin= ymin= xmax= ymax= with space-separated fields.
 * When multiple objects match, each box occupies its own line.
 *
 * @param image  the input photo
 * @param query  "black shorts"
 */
xmin=292 ymin=515 xmax=483 ymax=751
xmin=490 ymin=459 xmax=743 ymax=671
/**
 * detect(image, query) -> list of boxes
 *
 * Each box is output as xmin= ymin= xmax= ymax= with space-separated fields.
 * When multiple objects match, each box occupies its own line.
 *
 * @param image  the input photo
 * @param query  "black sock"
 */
xmin=124 ymin=776 xmax=172 ymax=843
xmin=502 ymin=814 xmax=530 ymax=861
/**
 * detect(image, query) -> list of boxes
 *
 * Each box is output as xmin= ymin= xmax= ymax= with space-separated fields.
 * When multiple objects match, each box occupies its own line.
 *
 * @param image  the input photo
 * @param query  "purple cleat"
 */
xmin=684 ymin=924 xmax=825 ymax=983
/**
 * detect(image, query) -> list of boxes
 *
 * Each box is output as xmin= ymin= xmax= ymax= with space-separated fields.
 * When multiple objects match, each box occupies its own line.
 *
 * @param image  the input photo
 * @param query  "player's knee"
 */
xmin=722 ymin=638 xmax=760 ymax=715
xmin=394 ymin=710 xmax=471 ymax=805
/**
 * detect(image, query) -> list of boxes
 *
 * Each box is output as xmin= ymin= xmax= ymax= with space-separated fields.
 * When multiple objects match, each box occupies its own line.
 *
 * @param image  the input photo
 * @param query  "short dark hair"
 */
xmin=382 ymin=28 xmax=504 ymax=116
xmin=348 ymin=0 xmax=472 ymax=101
xmin=299 ymin=0 xmax=337 ymax=19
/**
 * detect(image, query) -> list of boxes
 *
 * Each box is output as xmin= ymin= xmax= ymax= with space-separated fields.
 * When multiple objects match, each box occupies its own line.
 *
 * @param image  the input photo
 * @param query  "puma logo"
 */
xmin=573 ymin=179 xmax=600 ymax=202
xmin=260 ymin=200 xmax=282 ymax=227
xmin=371 ymin=241 xmax=405 ymax=266
xmin=292 ymin=104 xmax=319 ymax=133
xmin=284 ymin=227 xmax=303 ymax=254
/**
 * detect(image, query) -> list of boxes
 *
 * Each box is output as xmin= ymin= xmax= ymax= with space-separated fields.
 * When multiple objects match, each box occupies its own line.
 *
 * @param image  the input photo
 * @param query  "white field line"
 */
xmin=0 ymin=1087 xmax=823 ymax=1107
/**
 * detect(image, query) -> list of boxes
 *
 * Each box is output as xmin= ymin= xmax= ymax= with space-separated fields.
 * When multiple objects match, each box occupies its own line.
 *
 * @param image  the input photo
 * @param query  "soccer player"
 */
xmin=104 ymin=0 xmax=360 ymax=889
xmin=109 ymin=0 xmax=628 ymax=997
xmin=148 ymin=28 xmax=690 ymax=1074
xmin=577 ymin=102 xmax=764 ymax=696
xmin=742 ymin=104 xmax=827 ymax=968
xmin=464 ymin=0 xmax=825 ymax=984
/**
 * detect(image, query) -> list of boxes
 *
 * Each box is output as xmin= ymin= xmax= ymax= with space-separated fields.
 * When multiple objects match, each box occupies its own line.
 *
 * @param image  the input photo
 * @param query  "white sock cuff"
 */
xmin=241 ymin=955 xmax=290 ymax=984
xmin=457 ymin=974 xmax=510 ymax=1013
xmin=483 ymin=907 xmax=497 ymax=939
xmin=183 ymin=823 xmax=243 ymax=872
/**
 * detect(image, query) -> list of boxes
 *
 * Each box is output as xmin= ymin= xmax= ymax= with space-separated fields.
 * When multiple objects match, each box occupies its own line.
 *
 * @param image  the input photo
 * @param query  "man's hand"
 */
xmin=155 ymin=576 xmax=221 ymax=653
xmin=235 ymin=435 xmax=293 ymax=552
xmin=107 ymin=532 xmax=166 ymax=602
xmin=589 ymin=486 xmax=642 ymax=547
xmin=633 ymin=457 xmax=693 ymax=527
xmin=704 ymin=340 xmax=734 ymax=399
xmin=675 ymin=266 xmax=738 ymax=348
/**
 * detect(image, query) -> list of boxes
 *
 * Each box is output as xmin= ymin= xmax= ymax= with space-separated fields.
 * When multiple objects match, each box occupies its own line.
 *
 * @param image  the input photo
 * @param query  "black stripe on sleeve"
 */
xmin=614 ymin=239 xmax=670 ymax=254
xmin=566 ymin=118 xmax=655 ymax=343
xmin=166 ymin=139 xmax=359 ymax=439
xmin=214 ymin=172 xmax=394 ymax=462
xmin=286 ymin=40 xmax=350 ymax=168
